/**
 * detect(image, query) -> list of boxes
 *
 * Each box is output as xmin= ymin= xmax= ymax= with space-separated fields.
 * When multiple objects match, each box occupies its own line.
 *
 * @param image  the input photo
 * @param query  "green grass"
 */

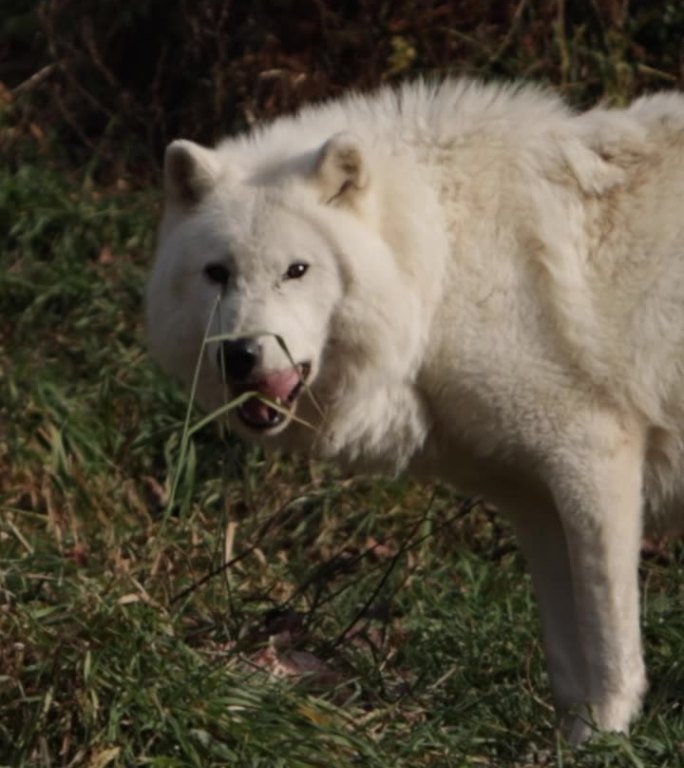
xmin=1 ymin=158 xmax=683 ymax=766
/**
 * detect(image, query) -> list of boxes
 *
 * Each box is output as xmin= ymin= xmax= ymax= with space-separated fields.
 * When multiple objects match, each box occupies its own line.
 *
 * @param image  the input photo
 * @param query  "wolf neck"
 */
xmin=310 ymin=158 xmax=448 ymax=473
xmin=314 ymin=374 xmax=432 ymax=474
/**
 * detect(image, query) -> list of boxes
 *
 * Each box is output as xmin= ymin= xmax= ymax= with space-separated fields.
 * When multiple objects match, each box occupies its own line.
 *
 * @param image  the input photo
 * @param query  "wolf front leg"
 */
xmin=549 ymin=413 xmax=647 ymax=741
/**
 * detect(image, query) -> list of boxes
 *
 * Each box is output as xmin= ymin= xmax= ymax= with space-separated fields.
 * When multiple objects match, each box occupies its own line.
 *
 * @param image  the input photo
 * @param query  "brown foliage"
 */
xmin=3 ymin=0 xmax=684 ymax=180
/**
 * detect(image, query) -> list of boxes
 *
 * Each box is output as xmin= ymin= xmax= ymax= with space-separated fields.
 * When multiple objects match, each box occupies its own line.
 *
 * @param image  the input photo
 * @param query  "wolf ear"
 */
xmin=164 ymin=139 xmax=221 ymax=205
xmin=314 ymin=132 xmax=369 ymax=205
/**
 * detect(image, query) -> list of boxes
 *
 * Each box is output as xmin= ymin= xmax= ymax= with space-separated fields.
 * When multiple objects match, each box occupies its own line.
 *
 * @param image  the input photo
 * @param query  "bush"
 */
xmin=2 ymin=0 xmax=682 ymax=181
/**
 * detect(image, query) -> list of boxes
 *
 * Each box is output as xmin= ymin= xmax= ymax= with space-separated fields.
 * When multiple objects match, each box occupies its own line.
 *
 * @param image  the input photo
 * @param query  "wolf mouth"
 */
xmin=236 ymin=362 xmax=311 ymax=431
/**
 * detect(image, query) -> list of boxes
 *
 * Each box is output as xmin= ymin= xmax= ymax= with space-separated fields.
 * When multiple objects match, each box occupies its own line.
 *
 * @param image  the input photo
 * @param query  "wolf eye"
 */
xmin=204 ymin=263 xmax=230 ymax=286
xmin=285 ymin=262 xmax=309 ymax=280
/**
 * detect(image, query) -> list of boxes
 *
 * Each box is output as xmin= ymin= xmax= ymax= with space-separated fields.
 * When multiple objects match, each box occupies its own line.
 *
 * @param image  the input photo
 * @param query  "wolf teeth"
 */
xmin=288 ymin=382 xmax=303 ymax=404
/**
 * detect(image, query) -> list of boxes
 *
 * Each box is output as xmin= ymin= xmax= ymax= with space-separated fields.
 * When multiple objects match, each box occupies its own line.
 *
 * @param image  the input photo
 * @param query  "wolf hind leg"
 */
xmin=508 ymin=501 xmax=591 ymax=741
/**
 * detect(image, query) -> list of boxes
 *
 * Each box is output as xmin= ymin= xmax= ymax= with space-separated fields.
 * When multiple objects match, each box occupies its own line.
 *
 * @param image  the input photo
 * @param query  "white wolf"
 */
xmin=146 ymin=79 xmax=684 ymax=743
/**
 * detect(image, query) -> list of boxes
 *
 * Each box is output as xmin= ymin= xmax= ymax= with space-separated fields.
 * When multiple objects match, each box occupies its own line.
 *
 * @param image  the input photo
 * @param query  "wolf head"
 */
xmin=146 ymin=129 xmax=431 ymax=455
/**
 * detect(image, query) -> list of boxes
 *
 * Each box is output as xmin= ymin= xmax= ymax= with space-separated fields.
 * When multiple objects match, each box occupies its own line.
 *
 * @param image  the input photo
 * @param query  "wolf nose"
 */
xmin=219 ymin=337 xmax=261 ymax=380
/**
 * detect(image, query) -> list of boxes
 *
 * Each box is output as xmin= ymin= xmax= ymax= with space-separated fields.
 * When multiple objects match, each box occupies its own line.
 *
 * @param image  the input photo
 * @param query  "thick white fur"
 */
xmin=147 ymin=79 xmax=684 ymax=742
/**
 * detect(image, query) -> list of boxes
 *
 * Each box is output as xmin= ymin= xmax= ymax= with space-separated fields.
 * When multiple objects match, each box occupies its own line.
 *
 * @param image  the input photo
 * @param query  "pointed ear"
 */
xmin=164 ymin=139 xmax=221 ymax=205
xmin=314 ymin=132 xmax=369 ymax=205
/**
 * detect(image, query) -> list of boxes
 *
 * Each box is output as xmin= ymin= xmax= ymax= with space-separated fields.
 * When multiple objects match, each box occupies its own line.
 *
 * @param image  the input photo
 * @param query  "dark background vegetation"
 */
xmin=3 ymin=0 xmax=684 ymax=180
xmin=1 ymin=2 xmax=684 ymax=767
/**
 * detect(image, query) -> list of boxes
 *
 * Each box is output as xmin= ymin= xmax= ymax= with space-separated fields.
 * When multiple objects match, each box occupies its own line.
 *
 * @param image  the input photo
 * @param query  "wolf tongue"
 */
xmin=256 ymin=369 xmax=301 ymax=403
xmin=239 ymin=368 xmax=302 ymax=425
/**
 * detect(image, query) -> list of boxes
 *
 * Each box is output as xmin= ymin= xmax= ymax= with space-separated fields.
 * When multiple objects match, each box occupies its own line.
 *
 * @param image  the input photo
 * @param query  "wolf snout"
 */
xmin=218 ymin=337 xmax=262 ymax=380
